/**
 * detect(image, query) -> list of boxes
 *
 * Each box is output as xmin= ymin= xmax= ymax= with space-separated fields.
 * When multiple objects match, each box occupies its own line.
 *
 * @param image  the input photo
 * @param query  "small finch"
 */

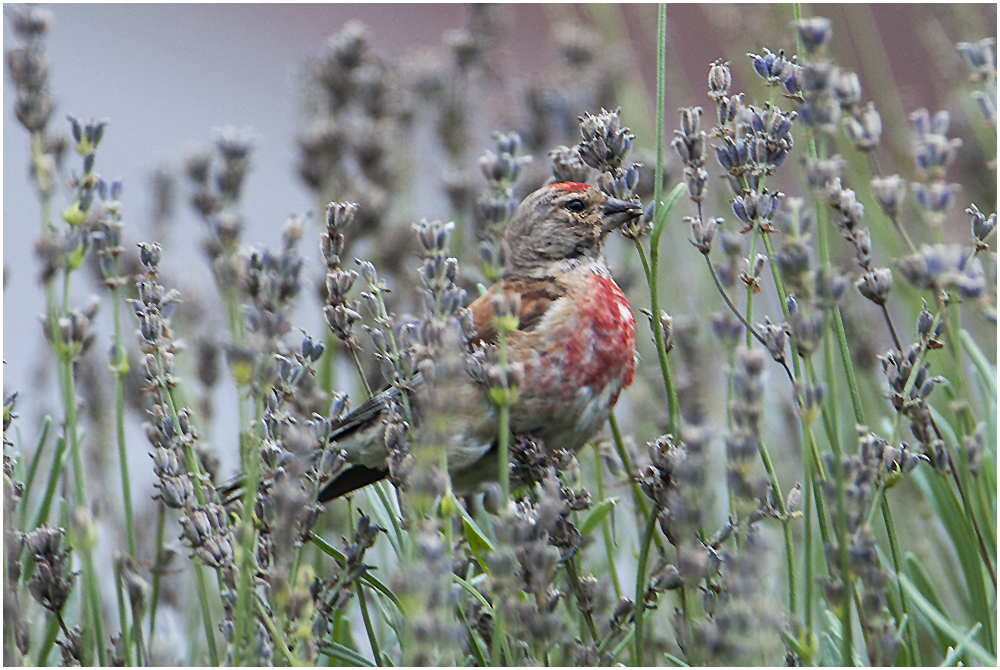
xmin=312 ymin=182 xmax=641 ymax=501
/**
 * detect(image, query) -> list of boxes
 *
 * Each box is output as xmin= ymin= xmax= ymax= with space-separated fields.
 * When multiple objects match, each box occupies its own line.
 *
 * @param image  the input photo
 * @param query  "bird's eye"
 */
xmin=565 ymin=199 xmax=585 ymax=213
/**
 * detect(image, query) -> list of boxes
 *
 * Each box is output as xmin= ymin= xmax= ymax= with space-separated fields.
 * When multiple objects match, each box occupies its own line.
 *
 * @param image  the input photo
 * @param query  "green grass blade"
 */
xmin=450 ymin=492 xmax=496 ymax=575
xmin=911 ymin=469 xmax=994 ymax=655
xmin=960 ymin=328 xmax=997 ymax=398
xmin=898 ymin=572 xmax=996 ymax=666
xmin=18 ymin=416 xmax=51 ymax=528
xmin=578 ymin=497 xmax=618 ymax=539
xmin=651 ymin=182 xmax=688 ymax=250
xmin=903 ymin=553 xmax=951 ymax=654
xmin=309 ymin=532 xmax=402 ymax=611
xmin=453 ymin=574 xmax=493 ymax=613
xmin=942 ymin=623 xmax=984 ymax=667
xmin=319 ymin=640 xmax=376 ymax=667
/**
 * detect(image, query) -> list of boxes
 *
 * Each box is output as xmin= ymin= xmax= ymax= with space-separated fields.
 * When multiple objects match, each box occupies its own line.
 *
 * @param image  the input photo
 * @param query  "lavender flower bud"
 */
xmin=856 ymin=268 xmax=893 ymax=304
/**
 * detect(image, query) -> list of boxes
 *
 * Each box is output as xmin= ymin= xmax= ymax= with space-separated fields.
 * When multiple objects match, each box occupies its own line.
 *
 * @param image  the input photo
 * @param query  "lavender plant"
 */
xmin=3 ymin=3 xmax=995 ymax=667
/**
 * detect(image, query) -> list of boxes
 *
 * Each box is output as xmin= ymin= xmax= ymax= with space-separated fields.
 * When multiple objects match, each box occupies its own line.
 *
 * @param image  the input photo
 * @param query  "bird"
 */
xmin=307 ymin=182 xmax=641 ymax=502
xmin=219 ymin=182 xmax=641 ymax=507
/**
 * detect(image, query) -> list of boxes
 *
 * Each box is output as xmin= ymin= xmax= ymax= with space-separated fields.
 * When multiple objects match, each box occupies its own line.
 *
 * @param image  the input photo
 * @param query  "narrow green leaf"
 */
xmin=961 ymin=328 xmax=997 ymax=398
xmin=899 ymin=572 xmax=996 ymax=666
xmin=450 ymin=493 xmax=495 ymax=574
xmin=911 ymin=469 xmax=993 ymax=654
xmin=456 ymin=603 xmax=489 ymax=667
xmin=308 ymin=533 xmax=402 ymax=611
xmin=611 ymin=627 xmax=635 ymax=661
xmin=462 ymin=518 xmax=493 ymax=575
xmin=779 ymin=628 xmax=817 ymax=666
xmin=903 ymin=553 xmax=950 ymax=653
xmin=821 ymin=609 xmax=864 ymax=666
xmin=942 ymin=623 xmax=983 ymax=667
xmin=927 ymin=405 xmax=959 ymax=449
xmin=818 ymin=632 xmax=840 ymax=667
xmin=664 ymin=652 xmax=689 ymax=666
xmin=19 ymin=416 xmax=52 ymax=528
xmin=319 ymin=641 xmax=376 ymax=667
xmin=453 ymin=574 xmax=493 ymax=613
xmin=364 ymin=486 xmax=402 ymax=557
xmin=578 ymin=497 xmax=618 ymax=538
xmin=29 ymin=435 xmax=67 ymax=532
xmin=651 ymin=182 xmax=688 ymax=248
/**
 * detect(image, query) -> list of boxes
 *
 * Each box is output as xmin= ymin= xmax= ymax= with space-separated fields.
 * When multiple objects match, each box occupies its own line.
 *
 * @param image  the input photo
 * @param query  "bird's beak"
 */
xmin=601 ymin=197 xmax=643 ymax=234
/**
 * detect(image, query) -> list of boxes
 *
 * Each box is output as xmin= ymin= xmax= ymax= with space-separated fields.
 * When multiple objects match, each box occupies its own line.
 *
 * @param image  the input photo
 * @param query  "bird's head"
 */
xmin=501 ymin=182 xmax=642 ymax=278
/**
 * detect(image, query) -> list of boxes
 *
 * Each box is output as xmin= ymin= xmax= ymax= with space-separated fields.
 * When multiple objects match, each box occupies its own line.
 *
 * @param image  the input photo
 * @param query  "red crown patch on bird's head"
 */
xmin=551 ymin=181 xmax=591 ymax=193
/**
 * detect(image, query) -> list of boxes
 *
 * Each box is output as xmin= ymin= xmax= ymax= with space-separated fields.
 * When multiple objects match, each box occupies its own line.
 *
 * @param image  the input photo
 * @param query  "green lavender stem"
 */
xmin=566 ymin=557 xmax=600 ymax=642
xmin=115 ymin=560 xmax=135 ymax=666
xmin=233 ymin=391 xmax=267 ymax=666
xmin=155 ymin=352 xmax=219 ymax=665
xmin=17 ymin=416 xmax=51 ymax=530
xmin=633 ymin=508 xmax=658 ymax=666
xmin=592 ymin=444 xmax=623 ymax=599
xmin=608 ymin=412 xmax=665 ymax=555
xmin=634 ymin=183 xmax=687 ymax=438
xmin=111 ymin=279 xmax=136 ymax=559
xmin=356 ymin=584 xmax=382 ymax=666
xmin=147 ymin=504 xmax=166 ymax=644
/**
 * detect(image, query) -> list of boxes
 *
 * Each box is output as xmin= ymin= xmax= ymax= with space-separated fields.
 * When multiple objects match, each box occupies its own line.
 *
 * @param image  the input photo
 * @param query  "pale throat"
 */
xmin=534 ymin=254 xmax=611 ymax=282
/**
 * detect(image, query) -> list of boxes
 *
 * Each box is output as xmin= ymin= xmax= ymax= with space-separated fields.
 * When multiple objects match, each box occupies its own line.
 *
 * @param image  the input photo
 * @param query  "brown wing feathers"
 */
xmin=469 ymin=278 xmax=565 ymax=345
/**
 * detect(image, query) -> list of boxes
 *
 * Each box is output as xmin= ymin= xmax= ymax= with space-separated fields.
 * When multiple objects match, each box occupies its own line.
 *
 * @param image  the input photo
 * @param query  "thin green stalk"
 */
xmin=829 ymin=435 xmax=854 ymax=666
xmin=81 ymin=547 xmax=107 ymax=666
xmin=131 ymin=592 xmax=146 ymax=667
xmin=233 ymin=391 xmax=267 ymax=666
xmin=881 ymin=499 xmax=920 ymax=665
xmin=632 ymin=507 xmax=658 ymax=666
xmin=818 ymin=320 xmax=843 ymax=454
xmin=318 ymin=328 xmax=337 ymax=398
xmin=193 ymin=561 xmax=220 ymax=666
xmin=886 ymin=214 xmax=919 ymax=256
xmin=111 ymin=280 xmax=136 ymax=559
xmin=592 ymin=444 xmax=623 ymax=599
xmin=349 ymin=346 xmax=374 ymax=400
xmin=648 ymin=1 xmax=682 ymax=434
xmin=653 ymin=3 xmax=666 ymax=210
xmin=27 ymin=435 xmax=66 ymax=536
xmin=744 ymin=229 xmax=761 ymax=348
xmin=648 ymin=255 xmax=681 ymax=438
xmin=632 ymin=185 xmax=687 ymax=438
xmin=665 ymin=651 xmax=689 ymax=666
xmin=152 ymin=349 xmax=220 ymax=665
xmin=356 ymin=584 xmax=382 ymax=666
xmin=18 ymin=416 xmax=51 ymax=530
xmin=760 ymin=233 xmax=802 ymax=380
xmin=608 ymin=412 xmax=665 ymax=554
xmin=833 ymin=307 xmax=865 ymax=425
xmin=804 ymin=425 xmax=833 ymax=549
xmin=755 ymin=232 xmax=800 ymax=616
xmin=60 ymin=352 xmax=86 ymax=511
xmin=566 ymin=557 xmax=600 ymax=642
xmin=258 ymin=599 xmax=302 ymax=667
xmin=802 ymin=450 xmax=815 ymax=631
xmin=496 ymin=325 xmax=512 ymax=507
xmin=373 ymin=482 xmax=406 ymax=557
xmin=115 ymin=560 xmax=135 ymax=667
xmin=759 ymin=440 xmax=796 ymax=616
xmin=147 ymin=503 xmax=166 ymax=643
xmin=490 ymin=606 xmax=506 ymax=666
xmin=61 ymin=352 xmax=107 ymax=666
xmin=34 ymin=613 xmax=60 ymax=666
